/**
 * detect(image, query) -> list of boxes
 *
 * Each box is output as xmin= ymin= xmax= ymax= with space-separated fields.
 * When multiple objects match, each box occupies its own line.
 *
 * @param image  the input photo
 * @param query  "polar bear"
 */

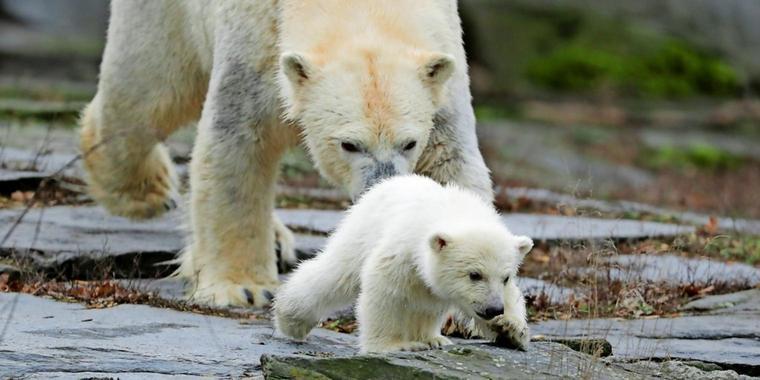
xmin=274 ymin=175 xmax=533 ymax=353
xmin=79 ymin=0 xmax=492 ymax=307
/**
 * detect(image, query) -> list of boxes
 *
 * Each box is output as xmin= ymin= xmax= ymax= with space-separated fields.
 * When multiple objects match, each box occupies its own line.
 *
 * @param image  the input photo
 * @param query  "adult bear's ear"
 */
xmin=418 ymin=53 xmax=455 ymax=105
xmin=429 ymin=232 xmax=453 ymax=253
xmin=419 ymin=53 xmax=456 ymax=89
xmin=281 ymin=52 xmax=316 ymax=86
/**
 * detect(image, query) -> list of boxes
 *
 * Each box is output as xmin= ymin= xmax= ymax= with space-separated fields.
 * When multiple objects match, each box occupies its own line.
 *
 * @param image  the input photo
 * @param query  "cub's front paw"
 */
xmin=490 ymin=315 xmax=530 ymax=351
xmin=274 ymin=313 xmax=315 ymax=340
xmin=188 ymin=280 xmax=278 ymax=308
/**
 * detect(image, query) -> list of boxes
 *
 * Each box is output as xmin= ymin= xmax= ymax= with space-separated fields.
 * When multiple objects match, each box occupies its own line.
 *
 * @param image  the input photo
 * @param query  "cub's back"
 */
xmin=347 ymin=175 xmax=497 ymax=234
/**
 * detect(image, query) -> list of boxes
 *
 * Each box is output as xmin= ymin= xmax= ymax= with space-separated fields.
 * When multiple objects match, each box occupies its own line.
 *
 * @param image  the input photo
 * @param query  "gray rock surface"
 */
xmin=681 ymin=288 xmax=760 ymax=313
xmin=120 ymin=277 xmax=576 ymax=318
xmin=517 ymin=277 xmax=575 ymax=304
xmin=0 ymin=293 xmax=354 ymax=379
xmin=0 ymin=170 xmax=46 ymax=184
xmin=277 ymin=209 xmax=695 ymax=241
xmin=0 ymin=99 xmax=84 ymax=119
xmin=605 ymin=255 xmax=760 ymax=285
xmin=532 ymin=310 xmax=760 ymax=371
xmin=261 ymin=344 xmax=631 ymax=380
xmin=614 ymin=360 xmax=754 ymax=380
xmin=0 ymin=206 xmax=325 ymax=278
xmin=478 ymin=121 xmax=654 ymax=194
xmin=1 ymin=293 xmax=728 ymax=380
xmin=0 ymin=147 xmax=80 ymax=180
xmin=263 ymin=352 xmax=753 ymax=380
xmin=1 ymin=205 xmax=691 ymax=283
xmin=536 ymin=274 xmax=760 ymax=374
xmin=504 ymin=214 xmax=694 ymax=242
xmin=502 ymin=186 xmax=760 ymax=235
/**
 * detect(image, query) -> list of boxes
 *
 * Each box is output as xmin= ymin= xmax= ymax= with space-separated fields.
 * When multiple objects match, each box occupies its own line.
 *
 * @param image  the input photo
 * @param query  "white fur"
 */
xmin=274 ymin=175 xmax=532 ymax=353
xmin=80 ymin=0 xmax=492 ymax=308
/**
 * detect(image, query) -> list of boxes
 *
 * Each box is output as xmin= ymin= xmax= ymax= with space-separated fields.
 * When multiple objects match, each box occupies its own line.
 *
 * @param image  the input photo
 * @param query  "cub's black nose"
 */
xmin=477 ymin=306 xmax=504 ymax=320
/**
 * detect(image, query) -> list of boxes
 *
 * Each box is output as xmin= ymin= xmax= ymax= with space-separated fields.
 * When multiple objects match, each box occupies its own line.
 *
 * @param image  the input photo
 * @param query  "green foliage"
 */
xmin=527 ymin=47 xmax=620 ymax=91
xmin=526 ymin=41 xmax=740 ymax=98
xmin=493 ymin=1 xmax=744 ymax=100
xmin=628 ymin=42 xmax=740 ymax=97
xmin=638 ymin=144 xmax=743 ymax=171
xmin=474 ymin=104 xmax=521 ymax=121
xmin=704 ymin=235 xmax=760 ymax=265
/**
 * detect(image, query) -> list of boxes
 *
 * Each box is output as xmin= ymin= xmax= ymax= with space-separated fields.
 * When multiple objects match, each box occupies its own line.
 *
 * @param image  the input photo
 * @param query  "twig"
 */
xmin=0 ymin=131 xmax=127 ymax=247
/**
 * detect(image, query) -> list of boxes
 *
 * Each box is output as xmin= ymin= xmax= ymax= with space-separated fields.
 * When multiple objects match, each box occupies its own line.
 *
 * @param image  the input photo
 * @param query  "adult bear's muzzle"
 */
xmin=364 ymin=161 xmax=399 ymax=190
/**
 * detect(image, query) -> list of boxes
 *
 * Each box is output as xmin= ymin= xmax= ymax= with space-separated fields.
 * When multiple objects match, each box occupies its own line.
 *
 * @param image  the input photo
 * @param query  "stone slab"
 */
xmin=0 ymin=293 xmax=702 ymax=380
xmin=260 ymin=344 xmax=633 ymax=380
xmin=517 ymin=277 xmax=575 ymax=304
xmin=1 ymin=206 xmax=693 ymax=274
xmin=503 ymin=186 xmax=760 ymax=235
xmin=0 ymin=147 xmax=80 ymax=179
xmin=532 ymin=313 xmax=760 ymax=371
xmin=0 ymin=206 xmax=325 ymax=278
xmin=0 ymin=99 xmax=85 ymax=119
xmin=0 ymin=170 xmax=47 ymax=184
xmin=606 ymin=255 xmax=760 ymax=286
xmin=681 ymin=288 xmax=760 ymax=314
xmin=121 ymin=277 xmax=575 ymax=316
xmin=276 ymin=209 xmax=695 ymax=241
xmin=0 ymin=293 xmax=354 ymax=379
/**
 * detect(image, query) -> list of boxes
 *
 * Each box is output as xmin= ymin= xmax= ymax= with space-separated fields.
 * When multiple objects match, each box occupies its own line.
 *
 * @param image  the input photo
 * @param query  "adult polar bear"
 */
xmin=80 ymin=0 xmax=492 ymax=307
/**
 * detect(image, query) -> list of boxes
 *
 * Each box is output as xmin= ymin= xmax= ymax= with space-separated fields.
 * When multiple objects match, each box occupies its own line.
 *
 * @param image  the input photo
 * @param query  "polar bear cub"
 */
xmin=274 ymin=175 xmax=533 ymax=353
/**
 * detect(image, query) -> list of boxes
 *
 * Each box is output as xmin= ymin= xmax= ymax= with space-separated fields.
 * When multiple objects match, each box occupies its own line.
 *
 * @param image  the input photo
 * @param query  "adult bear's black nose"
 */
xmin=477 ymin=306 xmax=504 ymax=320
xmin=365 ymin=161 xmax=398 ymax=189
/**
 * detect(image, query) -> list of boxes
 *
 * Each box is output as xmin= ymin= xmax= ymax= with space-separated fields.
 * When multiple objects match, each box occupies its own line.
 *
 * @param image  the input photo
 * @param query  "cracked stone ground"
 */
xmin=1 ymin=107 xmax=759 ymax=378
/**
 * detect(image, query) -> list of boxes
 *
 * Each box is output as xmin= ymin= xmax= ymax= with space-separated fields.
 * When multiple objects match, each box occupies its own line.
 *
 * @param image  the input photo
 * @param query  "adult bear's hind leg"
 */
xmin=80 ymin=1 xmax=206 ymax=219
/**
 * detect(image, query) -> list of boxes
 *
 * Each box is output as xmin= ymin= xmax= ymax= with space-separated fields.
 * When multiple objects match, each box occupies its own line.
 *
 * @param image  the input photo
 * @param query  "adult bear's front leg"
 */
xmin=178 ymin=58 xmax=295 ymax=308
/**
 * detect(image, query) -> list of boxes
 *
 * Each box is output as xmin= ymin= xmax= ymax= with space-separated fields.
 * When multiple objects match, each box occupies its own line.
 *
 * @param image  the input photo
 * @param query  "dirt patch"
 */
xmin=520 ymin=238 xmax=757 ymax=322
xmin=0 ymin=178 xmax=89 ymax=208
xmin=0 ymin=274 xmax=259 ymax=320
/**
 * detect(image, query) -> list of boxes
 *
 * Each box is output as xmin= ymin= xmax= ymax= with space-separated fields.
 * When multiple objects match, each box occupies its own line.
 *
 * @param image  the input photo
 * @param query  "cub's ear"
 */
xmin=281 ymin=52 xmax=317 ymax=86
xmin=429 ymin=232 xmax=453 ymax=253
xmin=515 ymin=235 xmax=534 ymax=258
xmin=419 ymin=53 xmax=456 ymax=89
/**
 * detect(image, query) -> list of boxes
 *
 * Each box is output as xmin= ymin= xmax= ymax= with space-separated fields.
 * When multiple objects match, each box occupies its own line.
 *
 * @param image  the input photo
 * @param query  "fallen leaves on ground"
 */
xmin=0 ymin=276 xmax=258 ymax=319
xmin=319 ymin=318 xmax=358 ymax=334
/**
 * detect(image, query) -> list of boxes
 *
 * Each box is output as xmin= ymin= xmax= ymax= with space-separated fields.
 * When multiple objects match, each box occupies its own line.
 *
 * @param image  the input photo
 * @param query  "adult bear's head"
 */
xmin=279 ymin=48 xmax=455 ymax=197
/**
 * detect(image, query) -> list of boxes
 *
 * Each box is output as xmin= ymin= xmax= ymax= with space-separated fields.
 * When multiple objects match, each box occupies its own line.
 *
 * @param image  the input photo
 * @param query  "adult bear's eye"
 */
xmin=503 ymin=276 xmax=510 ymax=285
xmin=341 ymin=142 xmax=361 ymax=153
xmin=403 ymin=141 xmax=417 ymax=151
xmin=469 ymin=272 xmax=483 ymax=281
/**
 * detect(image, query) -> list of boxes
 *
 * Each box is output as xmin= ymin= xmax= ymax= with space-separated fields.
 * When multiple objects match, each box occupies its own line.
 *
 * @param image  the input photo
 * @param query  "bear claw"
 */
xmin=163 ymin=199 xmax=176 ymax=211
xmin=243 ymin=288 xmax=255 ymax=305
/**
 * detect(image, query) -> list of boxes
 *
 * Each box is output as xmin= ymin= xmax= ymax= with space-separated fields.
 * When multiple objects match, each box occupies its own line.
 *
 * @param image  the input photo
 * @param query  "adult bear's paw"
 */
xmin=188 ymin=279 xmax=278 ymax=308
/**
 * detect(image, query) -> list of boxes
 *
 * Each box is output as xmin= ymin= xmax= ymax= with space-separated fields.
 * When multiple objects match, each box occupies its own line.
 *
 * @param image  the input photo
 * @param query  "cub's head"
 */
xmin=424 ymin=225 xmax=534 ymax=321
xmin=279 ymin=49 xmax=455 ymax=197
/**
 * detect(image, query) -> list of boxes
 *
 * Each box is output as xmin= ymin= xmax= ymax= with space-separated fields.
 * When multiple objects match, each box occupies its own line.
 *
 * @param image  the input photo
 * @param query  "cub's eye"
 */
xmin=503 ymin=276 xmax=511 ymax=285
xmin=469 ymin=272 xmax=483 ymax=281
xmin=403 ymin=141 xmax=417 ymax=151
xmin=341 ymin=142 xmax=361 ymax=153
